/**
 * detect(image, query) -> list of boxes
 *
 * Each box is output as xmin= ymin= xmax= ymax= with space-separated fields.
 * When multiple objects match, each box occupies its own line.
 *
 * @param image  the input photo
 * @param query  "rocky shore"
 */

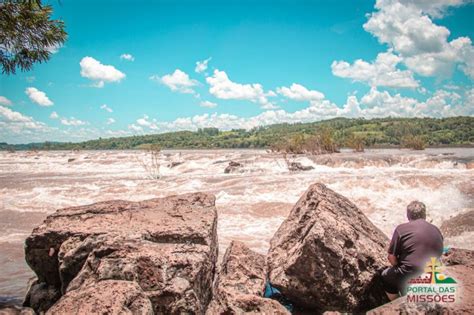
xmin=2 ymin=183 xmax=473 ymax=314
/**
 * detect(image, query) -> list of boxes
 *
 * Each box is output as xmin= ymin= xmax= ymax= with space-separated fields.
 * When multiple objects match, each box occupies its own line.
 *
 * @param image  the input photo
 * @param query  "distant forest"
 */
xmin=1 ymin=117 xmax=473 ymax=151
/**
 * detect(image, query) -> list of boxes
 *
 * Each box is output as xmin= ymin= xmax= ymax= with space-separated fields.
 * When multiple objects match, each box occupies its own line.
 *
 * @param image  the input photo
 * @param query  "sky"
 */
xmin=0 ymin=0 xmax=473 ymax=144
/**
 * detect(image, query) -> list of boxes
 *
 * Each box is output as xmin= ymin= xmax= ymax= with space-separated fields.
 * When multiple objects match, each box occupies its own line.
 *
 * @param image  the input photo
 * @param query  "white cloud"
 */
xmin=60 ymin=117 xmax=87 ymax=126
xmin=0 ymin=106 xmax=49 ymax=135
xmin=106 ymin=118 xmax=115 ymax=125
xmin=124 ymin=87 xmax=473 ymax=134
xmin=363 ymin=0 xmax=474 ymax=79
xmin=25 ymin=87 xmax=53 ymax=106
xmin=206 ymin=69 xmax=276 ymax=109
xmin=195 ymin=57 xmax=211 ymax=73
xmin=200 ymin=100 xmax=218 ymax=108
xmin=332 ymin=51 xmax=419 ymax=88
xmin=80 ymin=56 xmax=126 ymax=88
xmin=136 ymin=115 xmax=158 ymax=130
xmin=150 ymin=69 xmax=198 ymax=94
xmin=128 ymin=124 xmax=143 ymax=133
xmin=396 ymin=0 xmax=469 ymax=18
xmin=100 ymin=104 xmax=113 ymax=113
xmin=120 ymin=53 xmax=135 ymax=61
xmin=50 ymin=111 xmax=59 ymax=119
xmin=277 ymin=83 xmax=325 ymax=101
xmin=0 ymin=96 xmax=12 ymax=106
xmin=25 ymin=76 xmax=35 ymax=83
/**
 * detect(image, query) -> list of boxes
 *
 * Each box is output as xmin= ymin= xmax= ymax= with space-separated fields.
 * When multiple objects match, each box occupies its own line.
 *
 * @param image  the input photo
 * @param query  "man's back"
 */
xmin=389 ymin=219 xmax=443 ymax=272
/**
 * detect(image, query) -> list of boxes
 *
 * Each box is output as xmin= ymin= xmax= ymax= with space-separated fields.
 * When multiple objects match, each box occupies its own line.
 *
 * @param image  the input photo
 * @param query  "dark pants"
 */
xmin=381 ymin=266 xmax=419 ymax=295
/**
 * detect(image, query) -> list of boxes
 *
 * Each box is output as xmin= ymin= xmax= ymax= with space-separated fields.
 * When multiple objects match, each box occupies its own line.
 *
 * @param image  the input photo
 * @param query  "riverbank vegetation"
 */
xmin=1 ymin=117 xmax=472 ymax=151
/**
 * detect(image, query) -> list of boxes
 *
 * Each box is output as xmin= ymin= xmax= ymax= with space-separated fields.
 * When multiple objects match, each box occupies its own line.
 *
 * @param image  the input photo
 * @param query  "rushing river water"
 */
xmin=0 ymin=148 xmax=473 ymax=300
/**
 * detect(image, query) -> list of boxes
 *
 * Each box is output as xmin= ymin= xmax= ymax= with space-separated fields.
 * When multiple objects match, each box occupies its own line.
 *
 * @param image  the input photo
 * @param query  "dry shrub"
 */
xmin=346 ymin=133 xmax=365 ymax=152
xmin=138 ymin=144 xmax=162 ymax=179
xmin=401 ymin=135 xmax=426 ymax=150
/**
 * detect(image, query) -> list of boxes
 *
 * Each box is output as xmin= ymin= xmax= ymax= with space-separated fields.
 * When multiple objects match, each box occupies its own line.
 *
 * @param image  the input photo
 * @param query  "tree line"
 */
xmin=1 ymin=117 xmax=473 ymax=151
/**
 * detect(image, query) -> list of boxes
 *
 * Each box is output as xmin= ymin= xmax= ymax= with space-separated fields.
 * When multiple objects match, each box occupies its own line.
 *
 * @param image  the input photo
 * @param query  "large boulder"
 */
xmin=206 ymin=241 xmax=290 ymax=314
xmin=267 ymin=183 xmax=389 ymax=312
xmin=24 ymin=193 xmax=218 ymax=314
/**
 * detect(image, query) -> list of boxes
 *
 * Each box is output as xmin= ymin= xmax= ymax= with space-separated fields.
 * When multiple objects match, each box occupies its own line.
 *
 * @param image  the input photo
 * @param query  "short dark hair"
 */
xmin=407 ymin=201 xmax=426 ymax=220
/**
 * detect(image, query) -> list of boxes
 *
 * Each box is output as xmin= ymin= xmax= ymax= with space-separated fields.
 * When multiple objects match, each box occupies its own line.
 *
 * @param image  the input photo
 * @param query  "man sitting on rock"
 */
xmin=381 ymin=201 xmax=444 ymax=301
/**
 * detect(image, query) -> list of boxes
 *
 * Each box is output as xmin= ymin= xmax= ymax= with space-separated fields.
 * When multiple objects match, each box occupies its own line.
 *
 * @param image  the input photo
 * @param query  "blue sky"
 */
xmin=1 ymin=0 xmax=473 ymax=144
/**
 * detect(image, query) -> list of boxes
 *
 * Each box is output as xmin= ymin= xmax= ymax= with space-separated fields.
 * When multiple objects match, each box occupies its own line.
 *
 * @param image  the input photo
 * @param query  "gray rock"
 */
xmin=267 ymin=183 xmax=389 ymax=312
xmin=207 ymin=241 xmax=290 ymax=314
xmin=24 ymin=193 xmax=218 ymax=314
xmin=224 ymin=161 xmax=243 ymax=174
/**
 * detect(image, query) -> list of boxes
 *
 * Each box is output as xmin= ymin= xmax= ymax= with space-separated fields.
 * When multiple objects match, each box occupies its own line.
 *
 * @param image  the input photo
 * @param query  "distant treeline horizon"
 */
xmin=1 ymin=116 xmax=473 ymax=151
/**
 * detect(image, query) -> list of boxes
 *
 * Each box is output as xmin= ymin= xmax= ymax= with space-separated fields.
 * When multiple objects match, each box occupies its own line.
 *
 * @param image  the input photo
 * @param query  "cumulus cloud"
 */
xmin=363 ymin=0 xmax=474 ymax=79
xmin=200 ymin=100 xmax=218 ymax=108
xmin=120 ymin=53 xmax=134 ymax=61
xmin=0 ymin=96 xmax=12 ymax=106
xmin=195 ymin=57 xmax=212 ymax=73
xmin=277 ymin=83 xmax=325 ymax=101
xmin=60 ymin=117 xmax=88 ymax=126
xmin=100 ymin=104 xmax=113 ymax=113
xmin=332 ymin=51 xmax=419 ymax=88
xmin=120 ymin=87 xmax=473 ymax=134
xmin=0 ymin=106 xmax=49 ymax=134
xmin=150 ymin=69 xmax=198 ymax=94
xmin=50 ymin=111 xmax=59 ymax=119
xmin=25 ymin=87 xmax=53 ymax=106
xmin=107 ymin=118 xmax=115 ymax=125
xmin=136 ymin=115 xmax=158 ymax=130
xmin=128 ymin=124 xmax=143 ymax=133
xmin=80 ymin=56 xmax=126 ymax=88
xmin=206 ymin=69 xmax=276 ymax=109
xmin=396 ymin=0 xmax=469 ymax=18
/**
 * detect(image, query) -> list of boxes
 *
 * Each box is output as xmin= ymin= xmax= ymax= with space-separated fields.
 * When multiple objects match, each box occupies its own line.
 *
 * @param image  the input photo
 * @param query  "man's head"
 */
xmin=406 ymin=201 xmax=426 ymax=221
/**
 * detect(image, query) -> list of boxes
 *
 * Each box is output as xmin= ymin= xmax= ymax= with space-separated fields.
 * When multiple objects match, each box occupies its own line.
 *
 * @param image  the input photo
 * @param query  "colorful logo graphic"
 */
xmin=406 ymin=257 xmax=458 ymax=304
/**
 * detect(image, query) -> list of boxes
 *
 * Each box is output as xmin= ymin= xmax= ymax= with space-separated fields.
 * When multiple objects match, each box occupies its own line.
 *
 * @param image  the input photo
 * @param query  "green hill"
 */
xmin=2 ymin=116 xmax=473 ymax=150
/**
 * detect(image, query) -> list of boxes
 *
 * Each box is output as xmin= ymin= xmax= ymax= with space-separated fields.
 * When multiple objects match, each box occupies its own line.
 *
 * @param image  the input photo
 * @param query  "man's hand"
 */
xmin=388 ymin=254 xmax=397 ymax=266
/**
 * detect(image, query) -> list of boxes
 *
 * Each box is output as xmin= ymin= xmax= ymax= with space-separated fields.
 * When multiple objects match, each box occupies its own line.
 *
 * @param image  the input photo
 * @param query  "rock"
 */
xmin=224 ymin=161 xmax=243 ymax=174
xmin=267 ymin=183 xmax=389 ymax=312
xmin=288 ymin=162 xmax=314 ymax=172
xmin=23 ymin=279 xmax=60 ymax=313
xmin=67 ymin=158 xmax=75 ymax=163
xmin=368 ymin=248 xmax=474 ymax=314
xmin=0 ymin=306 xmax=35 ymax=315
xmin=47 ymin=280 xmax=153 ymax=315
xmin=168 ymin=161 xmax=184 ymax=168
xmin=440 ymin=210 xmax=474 ymax=237
xmin=443 ymin=247 xmax=474 ymax=268
xmin=24 ymin=192 xmax=218 ymax=314
xmin=206 ymin=241 xmax=290 ymax=315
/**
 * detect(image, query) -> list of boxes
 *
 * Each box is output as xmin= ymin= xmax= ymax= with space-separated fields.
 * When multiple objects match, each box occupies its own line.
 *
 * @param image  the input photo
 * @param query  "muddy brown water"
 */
xmin=0 ymin=148 xmax=473 ymax=300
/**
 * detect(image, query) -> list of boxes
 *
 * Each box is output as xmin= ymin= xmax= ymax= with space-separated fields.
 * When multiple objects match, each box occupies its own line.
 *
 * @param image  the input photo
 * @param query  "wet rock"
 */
xmin=23 ymin=279 xmax=60 ymax=313
xmin=67 ymin=158 xmax=75 ymax=163
xmin=288 ymin=162 xmax=314 ymax=172
xmin=207 ymin=241 xmax=290 ymax=315
xmin=47 ymin=280 xmax=153 ymax=315
xmin=440 ymin=210 xmax=474 ymax=237
xmin=0 ymin=306 xmax=35 ymax=315
xmin=224 ymin=161 xmax=243 ymax=173
xmin=24 ymin=193 xmax=218 ymax=314
xmin=368 ymin=248 xmax=474 ymax=314
xmin=168 ymin=161 xmax=184 ymax=168
xmin=267 ymin=183 xmax=389 ymax=312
